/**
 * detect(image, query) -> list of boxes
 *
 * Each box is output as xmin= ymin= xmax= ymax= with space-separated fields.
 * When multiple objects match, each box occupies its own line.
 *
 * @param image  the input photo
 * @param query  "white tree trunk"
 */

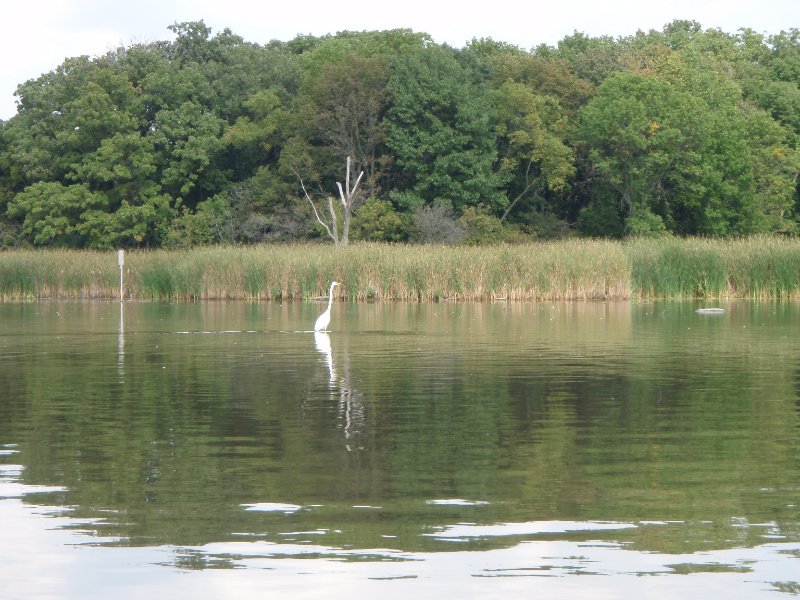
xmin=298 ymin=156 xmax=364 ymax=246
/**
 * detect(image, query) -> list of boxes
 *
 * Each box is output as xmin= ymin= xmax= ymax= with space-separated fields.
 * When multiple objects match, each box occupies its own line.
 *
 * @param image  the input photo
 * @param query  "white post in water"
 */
xmin=117 ymin=249 xmax=125 ymax=301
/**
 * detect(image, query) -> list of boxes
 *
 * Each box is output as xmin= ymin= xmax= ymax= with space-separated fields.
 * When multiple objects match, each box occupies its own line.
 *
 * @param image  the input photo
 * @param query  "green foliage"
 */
xmin=350 ymin=198 xmax=409 ymax=241
xmin=224 ymin=89 xmax=285 ymax=177
xmin=151 ymin=101 xmax=228 ymax=201
xmin=459 ymin=205 xmax=506 ymax=245
xmin=79 ymin=194 xmax=174 ymax=248
xmin=549 ymin=32 xmax=628 ymax=84
xmin=291 ymin=47 xmax=392 ymax=197
xmin=0 ymin=220 xmax=19 ymax=248
xmin=574 ymin=57 xmax=796 ymax=237
xmin=494 ymin=82 xmax=575 ymax=193
xmin=7 ymin=182 xmax=109 ymax=246
xmin=575 ymin=71 xmax=694 ymax=221
xmin=625 ymin=208 xmax=671 ymax=237
xmin=515 ymin=209 xmax=573 ymax=240
xmin=1 ymin=20 xmax=799 ymax=246
xmin=386 ymin=44 xmax=507 ymax=213
xmin=492 ymin=80 xmax=576 ymax=222
xmin=165 ymin=194 xmax=233 ymax=248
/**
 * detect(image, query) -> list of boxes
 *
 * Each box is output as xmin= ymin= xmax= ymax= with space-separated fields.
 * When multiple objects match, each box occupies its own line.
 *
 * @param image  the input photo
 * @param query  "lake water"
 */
xmin=1 ymin=300 xmax=799 ymax=599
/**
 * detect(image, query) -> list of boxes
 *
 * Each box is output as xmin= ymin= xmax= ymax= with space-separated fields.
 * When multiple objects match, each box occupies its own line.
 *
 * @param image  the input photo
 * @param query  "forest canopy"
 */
xmin=0 ymin=20 xmax=799 ymax=248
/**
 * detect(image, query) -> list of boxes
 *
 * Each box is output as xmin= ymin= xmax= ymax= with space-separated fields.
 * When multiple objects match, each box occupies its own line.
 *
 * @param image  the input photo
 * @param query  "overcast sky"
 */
xmin=1 ymin=0 xmax=798 ymax=120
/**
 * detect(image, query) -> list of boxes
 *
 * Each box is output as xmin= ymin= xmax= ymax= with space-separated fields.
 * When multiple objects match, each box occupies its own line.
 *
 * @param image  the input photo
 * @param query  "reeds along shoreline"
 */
xmin=1 ymin=237 xmax=800 ymax=301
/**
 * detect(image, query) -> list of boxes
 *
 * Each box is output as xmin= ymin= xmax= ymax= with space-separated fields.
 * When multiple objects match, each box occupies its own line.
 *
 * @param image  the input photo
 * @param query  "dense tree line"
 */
xmin=0 ymin=20 xmax=798 ymax=248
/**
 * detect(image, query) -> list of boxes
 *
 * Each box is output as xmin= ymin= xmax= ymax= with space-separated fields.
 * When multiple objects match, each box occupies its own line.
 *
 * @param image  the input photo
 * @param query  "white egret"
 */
xmin=314 ymin=281 xmax=340 ymax=332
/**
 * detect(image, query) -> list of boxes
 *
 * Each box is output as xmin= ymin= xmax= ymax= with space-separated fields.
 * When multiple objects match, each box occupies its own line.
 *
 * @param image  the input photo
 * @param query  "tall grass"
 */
xmin=0 ymin=249 xmax=118 ymax=299
xmin=1 ymin=237 xmax=800 ymax=301
xmin=628 ymin=236 xmax=800 ymax=299
xmin=131 ymin=241 xmax=629 ymax=301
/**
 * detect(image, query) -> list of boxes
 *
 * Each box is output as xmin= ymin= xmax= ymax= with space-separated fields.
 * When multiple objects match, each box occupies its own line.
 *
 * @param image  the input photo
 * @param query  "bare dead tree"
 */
xmin=297 ymin=156 xmax=364 ymax=246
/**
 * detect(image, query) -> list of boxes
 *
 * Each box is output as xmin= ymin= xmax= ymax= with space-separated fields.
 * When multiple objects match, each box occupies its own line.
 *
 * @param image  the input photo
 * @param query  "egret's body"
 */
xmin=314 ymin=281 xmax=339 ymax=332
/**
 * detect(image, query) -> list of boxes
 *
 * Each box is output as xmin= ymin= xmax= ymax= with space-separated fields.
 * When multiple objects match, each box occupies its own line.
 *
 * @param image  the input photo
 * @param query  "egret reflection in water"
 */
xmin=314 ymin=331 xmax=335 ymax=384
xmin=313 ymin=330 xmax=364 ymax=451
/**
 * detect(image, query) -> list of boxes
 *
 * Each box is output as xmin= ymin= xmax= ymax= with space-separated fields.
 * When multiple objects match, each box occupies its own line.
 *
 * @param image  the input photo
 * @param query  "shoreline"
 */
xmin=1 ymin=237 xmax=799 ymax=301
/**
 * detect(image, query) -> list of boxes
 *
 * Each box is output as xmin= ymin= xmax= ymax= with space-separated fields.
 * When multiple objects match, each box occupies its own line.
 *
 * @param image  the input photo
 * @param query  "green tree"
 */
xmin=350 ymin=198 xmax=409 ymax=241
xmin=386 ymin=44 xmax=507 ymax=214
xmin=6 ymin=182 xmax=108 ymax=246
xmin=5 ymin=56 xmax=142 ymax=185
xmin=492 ymin=81 xmax=575 ymax=223
xmin=299 ymin=52 xmax=391 ymax=197
xmin=68 ymin=132 xmax=159 ymax=206
xmin=281 ymin=31 xmax=426 ymax=200
xmin=742 ymin=107 xmax=800 ymax=233
xmin=575 ymin=57 xmax=785 ymax=236
xmin=739 ymin=30 xmax=800 ymax=133
xmin=575 ymin=72 xmax=687 ymax=234
xmin=224 ymin=90 xmax=285 ymax=175
xmin=79 ymin=194 xmax=173 ymax=247
xmin=546 ymin=32 xmax=627 ymax=85
xmin=165 ymin=193 xmax=233 ymax=247
xmin=3 ymin=21 xmax=799 ymax=246
xmin=150 ymin=101 xmax=228 ymax=204
xmin=483 ymin=42 xmax=594 ymax=113
xmin=765 ymin=29 xmax=800 ymax=85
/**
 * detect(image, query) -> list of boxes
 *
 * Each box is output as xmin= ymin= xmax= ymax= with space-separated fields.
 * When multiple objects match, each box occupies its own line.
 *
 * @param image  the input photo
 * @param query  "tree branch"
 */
xmin=326 ymin=194 xmax=340 ymax=244
xmin=297 ymin=173 xmax=337 ymax=243
xmin=336 ymin=181 xmax=347 ymax=209
xmin=500 ymin=161 xmax=536 ymax=222
xmin=351 ymin=170 xmax=364 ymax=196
xmin=294 ymin=157 xmax=365 ymax=246
xmin=501 ymin=180 xmax=536 ymax=222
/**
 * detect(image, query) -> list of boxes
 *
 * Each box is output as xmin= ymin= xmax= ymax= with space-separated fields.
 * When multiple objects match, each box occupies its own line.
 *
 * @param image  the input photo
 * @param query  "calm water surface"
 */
xmin=1 ymin=300 xmax=799 ymax=599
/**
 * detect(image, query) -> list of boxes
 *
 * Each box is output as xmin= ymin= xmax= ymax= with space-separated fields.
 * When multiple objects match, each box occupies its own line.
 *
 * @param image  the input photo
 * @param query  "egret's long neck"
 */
xmin=327 ymin=284 xmax=335 ymax=310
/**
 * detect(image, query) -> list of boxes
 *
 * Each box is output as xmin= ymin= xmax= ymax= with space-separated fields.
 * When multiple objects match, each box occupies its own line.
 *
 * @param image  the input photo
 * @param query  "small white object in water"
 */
xmin=426 ymin=498 xmax=491 ymax=506
xmin=241 ymin=502 xmax=302 ymax=513
xmin=695 ymin=308 xmax=726 ymax=315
